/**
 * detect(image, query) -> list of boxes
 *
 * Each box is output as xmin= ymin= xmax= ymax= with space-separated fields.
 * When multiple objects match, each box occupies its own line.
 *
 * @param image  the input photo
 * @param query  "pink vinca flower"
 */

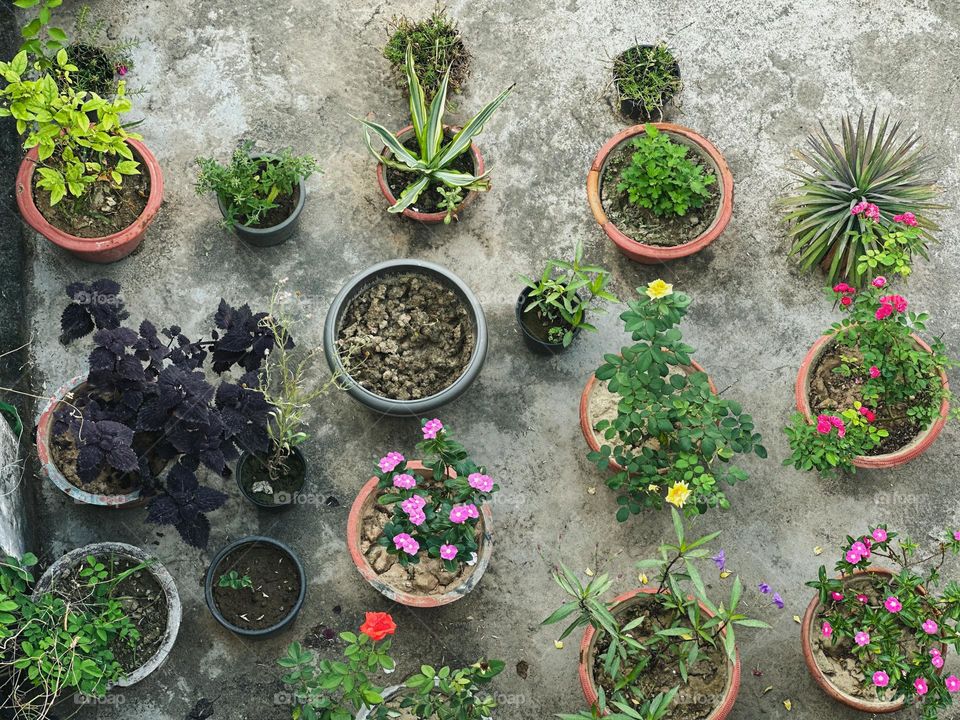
xmin=468 ymin=473 xmax=494 ymax=493
xmin=851 ymin=541 xmax=869 ymax=556
xmin=439 ymin=544 xmax=458 ymax=561
xmin=821 ymin=621 xmax=833 ymax=638
xmin=449 ymin=505 xmax=472 ymax=524
xmin=946 ymin=675 xmax=960 ymax=693
xmin=400 ymin=495 xmax=427 ymax=515
xmin=884 ymin=596 xmax=902 ymax=613
xmin=872 ymin=276 xmax=887 ymax=288
xmin=855 ymin=631 xmax=870 ymax=646
xmin=915 ymin=677 xmax=928 ymax=696
xmin=872 ymin=528 xmax=887 ymax=543
xmin=873 ymin=671 xmax=889 ymax=688
xmin=393 ymin=533 xmax=420 ymax=556
xmin=893 ymin=212 xmax=918 ymax=226
xmin=407 ymin=510 xmax=426 ymax=526
xmin=464 ymin=503 xmax=480 ymax=519
xmin=422 ymin=418 xmax=443 ymax=439
xmin=378 ymin=452 xmax=405 ymax=473
xmin=393 ymin=473 xmax=417 ymax=490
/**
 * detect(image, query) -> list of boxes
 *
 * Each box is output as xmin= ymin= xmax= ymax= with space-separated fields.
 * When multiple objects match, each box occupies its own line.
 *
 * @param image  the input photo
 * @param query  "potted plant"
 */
xmin=543 ymin=511 xmax=769 ymax=719
xmin=347 ymin=419 xmax=497 ymax=607
xmin=236 ymin=281 xmax=339 ymax=509
xmin=359 ymin=44 xmax=512 ymax=223
xmin=195 ymin=141 xmax=320 ymax=247
xmin=323 ymin=259 xmax=488 ymax=415
xmin=383 ymin=5 xmax=470 ymax=102
xmin=0 ymin=542 xmax=180 ymax=718
xmin=801 ymin=525 xmax=960 ymax=716
xmin=0 ymin=50 xmax=162 ymax=263
xmin=781 ymin=110 xmax=944 ymax=286
xmin=516 ymin=241 xmax=618 ymax=354
xmin=582 ymin=280 xmax=766 ymax=520
xmin=587 ymin=123 xmax=733 ymax=263
xmin=205 ymin=535 xmax=306 ymax=638
xmin=785 ymin=276 xmax=954 ymax=472
xmin=36 ymin=279 xmax=284 ymax=546
xmin=610 ymin=42 xmax=682 ymax=121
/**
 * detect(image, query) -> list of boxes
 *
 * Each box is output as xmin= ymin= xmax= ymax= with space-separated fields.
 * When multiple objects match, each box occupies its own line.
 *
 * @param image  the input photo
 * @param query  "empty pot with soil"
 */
xmin=33 ymin=542 xmax=182 ymax=688
xmin=586 ymin=123 xmax=733 ymax=263
xmin=236 ymin=446 xmax=308 ymax=509
xmin=323 ymin=259 xmax=488 ymax=416
xmin=204 ymin=536 xmax=306 ymax=638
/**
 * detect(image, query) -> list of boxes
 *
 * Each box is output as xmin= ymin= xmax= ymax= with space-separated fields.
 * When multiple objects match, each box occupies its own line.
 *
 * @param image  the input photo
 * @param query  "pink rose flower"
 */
xmin=946 ymin=675 xmax=959 ymax=693
xmin=864 ymin=203 xmax=881 ymax=221
xmin=873 ymin=671 xmax=889 ymax=687
xmin=846 ymin=550 xmax=862 ymax=564
xmin=468 ymin=473 xmax=494 ymax=493
xmin=831 ymin=591 xmax=844 ymax=602
xmin=872 ymin=276 xmax=887 ymax=288
xmin=393 ymin=473 xmax=417 ymax=490
xmin=875 ymin=303 xmax=893 ymax=320
xmin=915 ymin=677 xmax=928 ymax=696
xmin=816 ymin=415 xmax=833 ymax=434
xmin=857 ymin=594 xmax=869 ymax=603
xmin=840 ymin=296 xmax=853 ymax=307
xmin=855 ymin=631 xmax=870 ymax=646
xmin=851 ymin=201 xmax=869 ymax=215
xmin=439 ymin=544 xmax=458 ymax=560
xmin=378 ymin=452 xmax=405 ymax=473
xmin=422 ymin=418 xmax=443 ymax=439
xmin=851 ymin=541 xmax=868 ymax=556
xmin=116 ymin=64 xmax=128 ymax=77
xmin=884 ymin=596 xmax=902 ymax=613
xmin=859 ymin=407 xmax=876 ymax=422
xmin=893 ymin=212 xmax=918 ymax=226
xmin=872 ymin=528 xmax=887 ymax=543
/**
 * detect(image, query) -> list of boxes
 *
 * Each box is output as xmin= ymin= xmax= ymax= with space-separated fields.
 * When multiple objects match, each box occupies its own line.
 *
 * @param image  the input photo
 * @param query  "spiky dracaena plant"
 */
xmin=358 ymin=44 xmax=512 ymax=222
xmin=781 ymin=111 xmax=944 ymax=286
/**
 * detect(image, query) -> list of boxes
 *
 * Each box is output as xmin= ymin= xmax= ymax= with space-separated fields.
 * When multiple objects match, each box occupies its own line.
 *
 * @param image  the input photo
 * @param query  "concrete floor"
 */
xmin=15 ymin=0 xmax=960 ymax=717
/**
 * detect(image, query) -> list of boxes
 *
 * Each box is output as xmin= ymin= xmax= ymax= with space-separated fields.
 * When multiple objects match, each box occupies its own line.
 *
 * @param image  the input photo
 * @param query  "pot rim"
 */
xmin=795 ymin=332 xmax=950 ymax=468
xmin=204 ymin=535 xmax=307 ymax=637
xmin=16 ymin=138 xmax=164 ymax=256
xmin=375 ymin=124 xmax=485 ymax=223
xmin=346 ymin=460 xmax=493 ymax=608
xmin=322 ymin=258 xmax=488 ymax=415
xmin=578 ymin=588 xmax=741 ymax=717
xmin=586 ymin=122 xmax=733 ymax=262
xmin=215 ymin=152 xmax=307 ymax=236
xmin=33 ymin=541 xmax=182 ymax=688
xmin=236 ymin=446 xmax=307 ymax=508
xmin=35 ymin=374 xmax=143 ymax=506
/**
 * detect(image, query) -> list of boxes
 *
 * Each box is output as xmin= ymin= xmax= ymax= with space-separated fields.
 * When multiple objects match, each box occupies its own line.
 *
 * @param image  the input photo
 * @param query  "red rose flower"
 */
xmin=359 ymin=611 xmax=396 ymax=641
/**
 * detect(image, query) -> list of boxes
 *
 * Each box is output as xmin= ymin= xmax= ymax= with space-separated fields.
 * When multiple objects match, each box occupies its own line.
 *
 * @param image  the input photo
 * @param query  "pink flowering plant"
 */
xmin=785 ymin=278 xmax=956 ymax=474
xmin=854 ymin=205 xmax=928 ymax=282
xmin=374 ymin=419 xmax=499 ymax=570
xmin=808 ymin=526 xmax=960 ymax=719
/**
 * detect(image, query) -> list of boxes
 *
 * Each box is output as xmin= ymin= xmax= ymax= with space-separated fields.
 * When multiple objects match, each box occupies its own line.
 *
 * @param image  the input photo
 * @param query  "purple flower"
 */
xmin=758 ymin=583 xmax=771 ymax=595
xmin=712 ymin=549 xmax=726 ymax=571
xmin=772 ymin=593 xmax=784 ymax=609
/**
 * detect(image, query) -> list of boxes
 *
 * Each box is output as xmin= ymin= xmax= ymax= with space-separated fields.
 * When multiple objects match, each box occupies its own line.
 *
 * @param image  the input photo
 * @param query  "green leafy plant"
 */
xmin=784 ymin=278 xmax=957 ymax=475
xmin=0 ymin=50 xmax=142 ymax=210
xmin=359 ymin=44 xmax=512 ymax=221
xmin=781 ymin=110 xmax=944 ymax=286
xmin=544 ymin=511 xmax=769 ymax=715
xmin=616 ymin=124 xmax=715 ymax=217
xmin=588 ymin=280 xmax=766 ymax=520
xmin=807 ymin=526 xmax=960 ymax=720
xmin=0 ymin=553 xmax=143 ymax=719
xmin=384 ymin=4 xmax=470 ymax=101
xmin=401 ymin=660 xmax=504 ymax=719
xmin=217 ymin=570 xmax=253 ymax=591
xmin=15 ymin=0 xmax=69 ymax=62
xmin=612 ymin=42 xmax=682 ymax=119
xmin=558 ymin=689 xmax=678 ymax=719
xmin=519 ymin=241 xmax=618 ymax=346
xmin=195 ymin=141 xmax=320 ymax=229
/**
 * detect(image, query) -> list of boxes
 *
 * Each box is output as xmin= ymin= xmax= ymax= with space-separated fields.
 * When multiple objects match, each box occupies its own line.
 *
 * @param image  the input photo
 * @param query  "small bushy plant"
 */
xmin=617 ymin=124 xmax=715 ymax=217
xmin=612 ymin=42 xmax=682 ymax=119
xmin=384 ymin=4 xmax=470 ymax=101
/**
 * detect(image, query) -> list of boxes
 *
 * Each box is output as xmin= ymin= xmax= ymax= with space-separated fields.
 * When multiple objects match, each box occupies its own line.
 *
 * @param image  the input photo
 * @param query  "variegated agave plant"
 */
xmin=781 ymin=110 xmax=944 ymax=286
xmin=359 ymin=44 xmax=512 ymax=222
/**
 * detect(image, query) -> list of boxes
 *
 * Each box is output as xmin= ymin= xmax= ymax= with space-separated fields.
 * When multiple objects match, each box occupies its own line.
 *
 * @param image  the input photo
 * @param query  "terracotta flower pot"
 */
xmin=795 ymin=333 xmax=950 ymax=469
xmin=346 ymin=460 xmax=493 ymax=608
xmin=16 ymin=138 xmax=164 ymax=263
xmin=579 ymin=357 xmax=717 ymax=472
xmin=375 ymin=124 xmax=485 ymax=224
xmin=35 ymin=375 xmax=144 ymax=507
xmin=586 ymin=123 xmax=733 ymax=263
xmin=579 ymin=588 xmax=741 ymax=718
xmin=800 ymin=568 xmax=944 ymax=713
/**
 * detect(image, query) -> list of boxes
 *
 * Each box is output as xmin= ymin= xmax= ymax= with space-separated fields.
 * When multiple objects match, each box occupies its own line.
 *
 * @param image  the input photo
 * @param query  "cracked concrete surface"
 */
xmin=12 ymin=0 xmax=960 ymax=718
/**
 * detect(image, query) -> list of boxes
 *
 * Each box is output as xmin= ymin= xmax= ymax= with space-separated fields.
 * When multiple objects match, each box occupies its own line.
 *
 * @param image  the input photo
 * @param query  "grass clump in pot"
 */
xmin=612 ymin=42 xmax=682 ymax=120
xmin=383 ymin=4 xmax=470 ymax=101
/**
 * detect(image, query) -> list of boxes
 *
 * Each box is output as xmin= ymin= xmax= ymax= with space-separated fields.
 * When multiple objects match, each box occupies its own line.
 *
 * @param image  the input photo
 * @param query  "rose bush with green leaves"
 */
xmin=401 ymin=661 xmax=503 ymax=720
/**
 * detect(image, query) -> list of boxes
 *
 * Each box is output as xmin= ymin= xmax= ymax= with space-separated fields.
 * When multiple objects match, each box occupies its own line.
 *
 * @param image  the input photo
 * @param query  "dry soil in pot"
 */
xmin=211 ymin=545 xmax=302 ymax=631
xmin=600 ymin=139 xmax=719 ymax=247
xmin=385 ymin=136 xmax=474 ymax=213
xmin=336 ymin=272 xmax=475 ymax=401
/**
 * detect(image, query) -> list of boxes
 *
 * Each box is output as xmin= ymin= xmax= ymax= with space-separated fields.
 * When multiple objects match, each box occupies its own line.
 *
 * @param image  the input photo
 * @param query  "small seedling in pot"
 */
xmin=217 ymin=571 xmax=253 ymax=591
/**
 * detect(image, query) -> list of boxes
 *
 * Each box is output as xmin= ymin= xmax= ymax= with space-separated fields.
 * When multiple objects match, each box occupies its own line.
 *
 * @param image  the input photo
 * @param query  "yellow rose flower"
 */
xmin=665 ymin=481 xmax=691 ymax=508
xmin=647 ymin=484 xmax=660 ymax=493
xmin=645 ymin=279 xmax=673 ymax=300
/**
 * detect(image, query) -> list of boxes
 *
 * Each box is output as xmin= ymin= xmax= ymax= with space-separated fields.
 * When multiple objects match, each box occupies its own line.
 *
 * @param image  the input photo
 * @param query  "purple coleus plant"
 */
xmin=57 ymin=281 xmax=288 ymax=547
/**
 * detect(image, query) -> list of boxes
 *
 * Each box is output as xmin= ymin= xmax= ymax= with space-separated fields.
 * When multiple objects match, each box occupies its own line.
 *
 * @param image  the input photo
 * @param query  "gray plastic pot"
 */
xmin=216 ymin=153 xmax=306 ymax=247
xmin=33 ymin=542 xmax=182 ymax=688
xmin=323 ymin=259 xmax=488 ymax=416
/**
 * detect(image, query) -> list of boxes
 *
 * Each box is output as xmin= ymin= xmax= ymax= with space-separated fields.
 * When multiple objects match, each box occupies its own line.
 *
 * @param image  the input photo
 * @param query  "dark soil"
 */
xmin=385 ymin=134 xmax=474 ymax=214
xmin=67 ymin=44 xmax=115 ymax=96
xmin=592 ymin=597 xmax=728 ymax=720
xmin=57 ymin=555 xmax=168 ymax=675
xmin=238 ymin=449 xmax=306 ymax=506
xmin=600 ymin=139 xmax=720 ymax=247
xmin=211 ymin=544 xmax=301 ymax=630
xmin=808 ymin=342 xmax=929 ymax=455
xmin=336 ymin=272 xmax=475 ymax=400
xmin=519 ymin=294 xmax=572 ymax=345
xmin=34 ymin=159 xmax=150 ymax=238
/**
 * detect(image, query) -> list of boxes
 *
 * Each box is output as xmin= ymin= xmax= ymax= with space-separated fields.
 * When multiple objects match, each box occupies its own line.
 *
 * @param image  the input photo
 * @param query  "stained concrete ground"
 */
xmin=10 ymin=0 xmax=960 ymax=718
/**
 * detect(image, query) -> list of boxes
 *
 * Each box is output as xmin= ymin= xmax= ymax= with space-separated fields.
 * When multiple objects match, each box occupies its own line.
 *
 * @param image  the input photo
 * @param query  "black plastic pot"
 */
xmin=236 ymin=447 xmax=307 ymax=509
xmin=204 ymin=536 xmax=306 ymax=638
xmin=515 ymin=286 xmax=579 ymax=355
xmin=615 ymin=44 xmax=681 ymax=121
xmin=216 ymin=154 xmax=306 ymax=247
xmin=323 ymin=259 xmax=488 ymax=416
